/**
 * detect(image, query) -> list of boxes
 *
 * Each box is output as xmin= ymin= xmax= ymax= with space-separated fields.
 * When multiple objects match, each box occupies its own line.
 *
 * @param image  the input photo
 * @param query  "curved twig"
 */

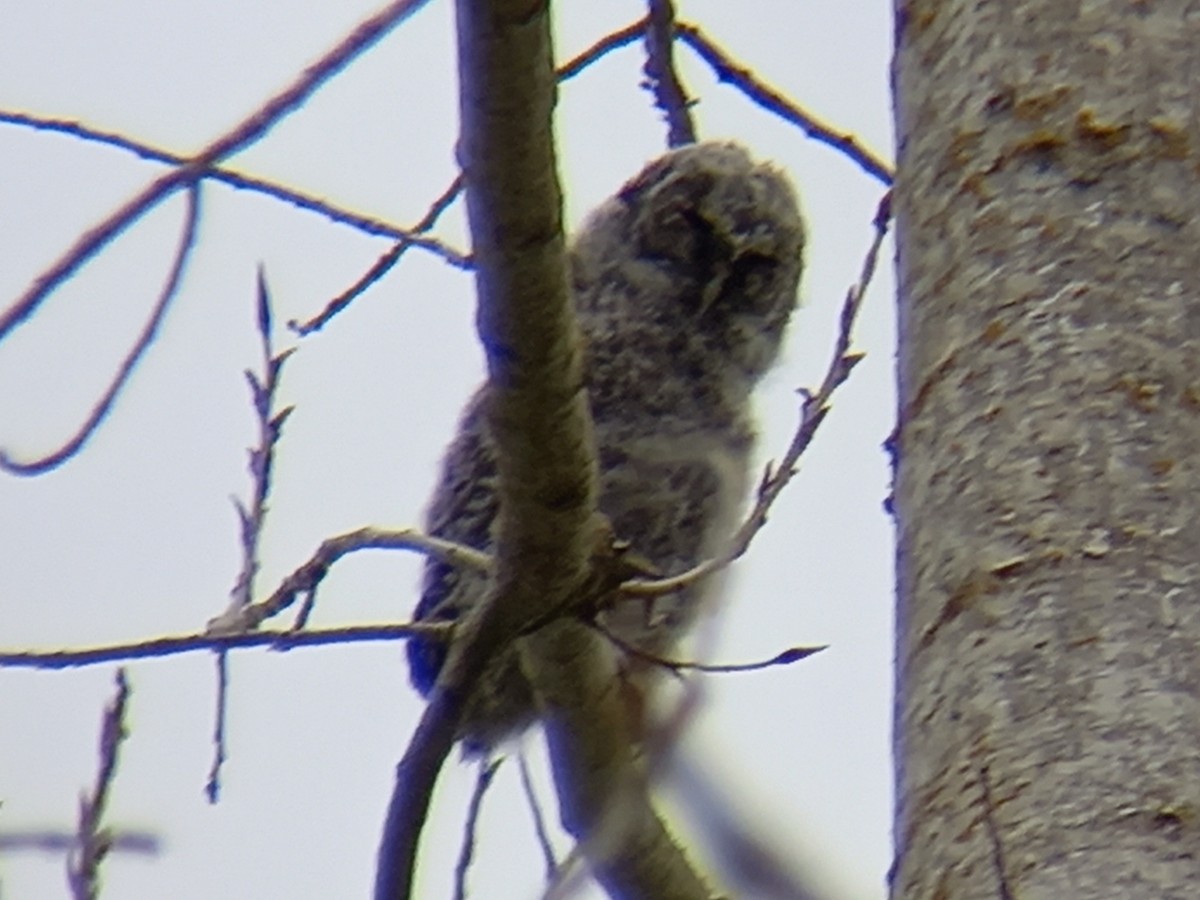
xmin=205 ymin=525 xmax=490 ymax=635
xmin=0 ymin=0 xmax=432 ymax=345
xmin=676 ymin=22 xmax=895 ymax=185
xmin=624 ymin=191 xmax=892 ymax=599
xmin=0 ymin=184 xmax=202 ymax=475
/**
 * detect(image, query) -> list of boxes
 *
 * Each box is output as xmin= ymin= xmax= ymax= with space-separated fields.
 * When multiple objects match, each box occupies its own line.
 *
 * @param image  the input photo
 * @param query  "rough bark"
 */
xmin=892 ymin=2 xmax=1200 ymax=898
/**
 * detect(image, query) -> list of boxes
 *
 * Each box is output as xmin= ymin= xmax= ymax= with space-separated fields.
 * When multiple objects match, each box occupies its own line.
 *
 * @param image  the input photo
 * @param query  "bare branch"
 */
xmin=0 ymin=831 xmax=159 ymax=855
xmin=374 ymin=0 xmax=611 ymax=893
xmin=0 ymin=0 xmax=432 ymax=345
xmin=214 ymin=271 xmax=293 ymax=806
xmin=642 ymin=0 xmax=697 ymax=147
xmin=557 ymin=17 xmax=648 ymax=81
xmin=676 ymin=22 xmax=894 ymax=185
xmin=375 ymin=692 xmax=462 ymax=900
xmin=293 ymin=173 xmax=467 ymax=335
xmin=3 ymin=9 xmax=654 ymax=351
xmin=0 ymin=623 xmax=450 ymax=671
xmin=228 ymin=268 xmax=293 ymax=611
xmin=594 ymin=621 xmax=827 ymax=676
xmin=522 ymin=620 xmax=714 ymax=900
xmin=624 ymin=192 xmax=892 ymax=600
xmin=453 ymin=757 xmax=503 ymax=900
xmin=0 ymin=109 xmax=468 ymax=264
xmin=518 ymin=751 xmax=559 ymax=880
xmin=727 ymin=190 xmax=890 ymax=546
xmin=3 ymin=6 xmax=649 ymax=348
xmin=295 ymin=15 xmax=654 ymax=336
xmin=206 ymin=652 xmax=232 ymax=803
xmin=67 ymin=669 xmax=132 ymax=900
xmin=0 ymin=184 xmax=201 ymax=475
xmin=206 ymin=526 xmax=489 ymax=635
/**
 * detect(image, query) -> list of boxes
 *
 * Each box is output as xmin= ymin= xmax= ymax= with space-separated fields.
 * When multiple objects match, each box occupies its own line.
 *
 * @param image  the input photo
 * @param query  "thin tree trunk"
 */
xmin=892 ymin=2 xmax=1200 ymax=897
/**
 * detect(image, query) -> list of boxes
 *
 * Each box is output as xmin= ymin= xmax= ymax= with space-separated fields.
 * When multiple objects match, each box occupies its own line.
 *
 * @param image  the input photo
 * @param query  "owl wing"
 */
xmin=406 ymin=388 xmax=498 ymax=695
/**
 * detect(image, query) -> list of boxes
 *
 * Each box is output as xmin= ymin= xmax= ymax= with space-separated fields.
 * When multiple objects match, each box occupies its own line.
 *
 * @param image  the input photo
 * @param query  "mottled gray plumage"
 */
xmin=407 ymin=141 xmax=806 ymax=752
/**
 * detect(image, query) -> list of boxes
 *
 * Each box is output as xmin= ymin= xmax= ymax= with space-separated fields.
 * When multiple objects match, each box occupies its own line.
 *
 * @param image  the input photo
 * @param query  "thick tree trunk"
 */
xmin=892 ymin=2 xmax=1200 ymax=897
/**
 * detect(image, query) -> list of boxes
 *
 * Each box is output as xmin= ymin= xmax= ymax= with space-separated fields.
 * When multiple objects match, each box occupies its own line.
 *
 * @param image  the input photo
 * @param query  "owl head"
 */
xmin=571 ymin=141 xmax=806 ymax=385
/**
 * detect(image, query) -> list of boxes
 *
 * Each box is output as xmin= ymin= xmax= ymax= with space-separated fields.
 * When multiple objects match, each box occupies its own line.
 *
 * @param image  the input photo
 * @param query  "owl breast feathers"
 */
xmin=407 ymin=141 xmax=805 ymax=752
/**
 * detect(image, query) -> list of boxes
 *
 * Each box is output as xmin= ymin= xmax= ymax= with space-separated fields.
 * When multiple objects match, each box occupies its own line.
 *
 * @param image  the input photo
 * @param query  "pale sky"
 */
xmin=0 ymin=2 xmax=895 ymax=898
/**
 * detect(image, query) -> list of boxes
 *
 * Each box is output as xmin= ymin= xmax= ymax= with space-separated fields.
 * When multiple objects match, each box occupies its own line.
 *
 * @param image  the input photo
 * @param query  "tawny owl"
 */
xmin=407 ymin=141 xmax=806 ymax=753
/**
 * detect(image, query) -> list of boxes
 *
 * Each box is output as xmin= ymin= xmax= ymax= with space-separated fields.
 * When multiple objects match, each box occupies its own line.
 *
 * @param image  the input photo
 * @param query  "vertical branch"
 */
xmin=378 ymin=2 xmax=716 ymax=896
xmin=229 ymin=268 xmax=296 ymax=612
xmin=518 ymin=750 xmax=559 ymax=878
xmin=67 ymin=670 xmax=132 ymax=900
xmin=207 ymin=269 xmax=295 ymax=802
xmin=375 ymin=0 xmax=597 ymax=895
xmin=205 ymin=653 xmax=232 ymax=803
xmin=643 ymin=0 xmax=696 ymax=147
xmin=453 ymin=757 xmax=503 ymax=900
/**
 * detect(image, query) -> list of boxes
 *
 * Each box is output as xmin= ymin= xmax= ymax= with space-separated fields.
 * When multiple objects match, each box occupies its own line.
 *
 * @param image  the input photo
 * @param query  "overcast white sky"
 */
xmin=0 ymin=2 xmax=895 ymax=897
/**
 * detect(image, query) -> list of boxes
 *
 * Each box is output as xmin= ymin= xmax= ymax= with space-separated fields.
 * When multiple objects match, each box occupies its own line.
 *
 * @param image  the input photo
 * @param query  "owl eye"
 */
xmin=636 ymin=204 xmax=720 ymax=268
xmin=723 ymin=251 xmax=778 ymax=300
xmin=679 ymin=208 xmax=726 ymax=272
xmin=689 ymin=250 xmax=780 ymax=320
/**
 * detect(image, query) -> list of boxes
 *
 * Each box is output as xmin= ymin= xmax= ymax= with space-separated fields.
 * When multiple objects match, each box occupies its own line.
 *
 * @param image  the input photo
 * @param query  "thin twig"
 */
xmin=0 ymin=184 xmax=202 ymax=475
xmin=1 ymin=11 xmax=645 ymax=346
xmin=294 ymin=17 xmax=653 ymax=336
xmin=675 ymin=22 xmax=894 ymax=185
xmin=230 ymin=268 xmax=295 ymax=610
xmin=2 ymin=5 xmax=643 ymax=346
xmin=518 ymin=751 xmax=559 ymax=880
xmin=205 ymin=525 xmax=490 ymax=635
xmin=557 ymin=17 xmax=648 ymax=81
xmin=0 ymin=0 xmax=432 ymax=345
xmin=209 ymin=270 xmax=296 ymax=799
xmin=642 ymin=0 xmax=696 ymax=147
xmin=453 ymin=757 xmax=504 ymax=900
xmin=290 ymin=588 xmax=321 ymax=632
xmin=1 ymin=525 xmax=478 ymax=669
xmin=0 ymin=622 xmax=451 ymax=671
xmin=0 ymin=110 xmax=467 ymax=262
xmin=624 ymin=191 xmax=892 ymax=599
xmin=66 ymin=669 xmax=132 ymax=900
xmin=0 ymin=831 xmax=158 ymax=855
xmin=291 ymin=173 xmax=466 ymax=335
xmin=594 ymin=621 xmax=827 ymax=676
xmin=206 ymin=652 xmax=231 ymax=803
